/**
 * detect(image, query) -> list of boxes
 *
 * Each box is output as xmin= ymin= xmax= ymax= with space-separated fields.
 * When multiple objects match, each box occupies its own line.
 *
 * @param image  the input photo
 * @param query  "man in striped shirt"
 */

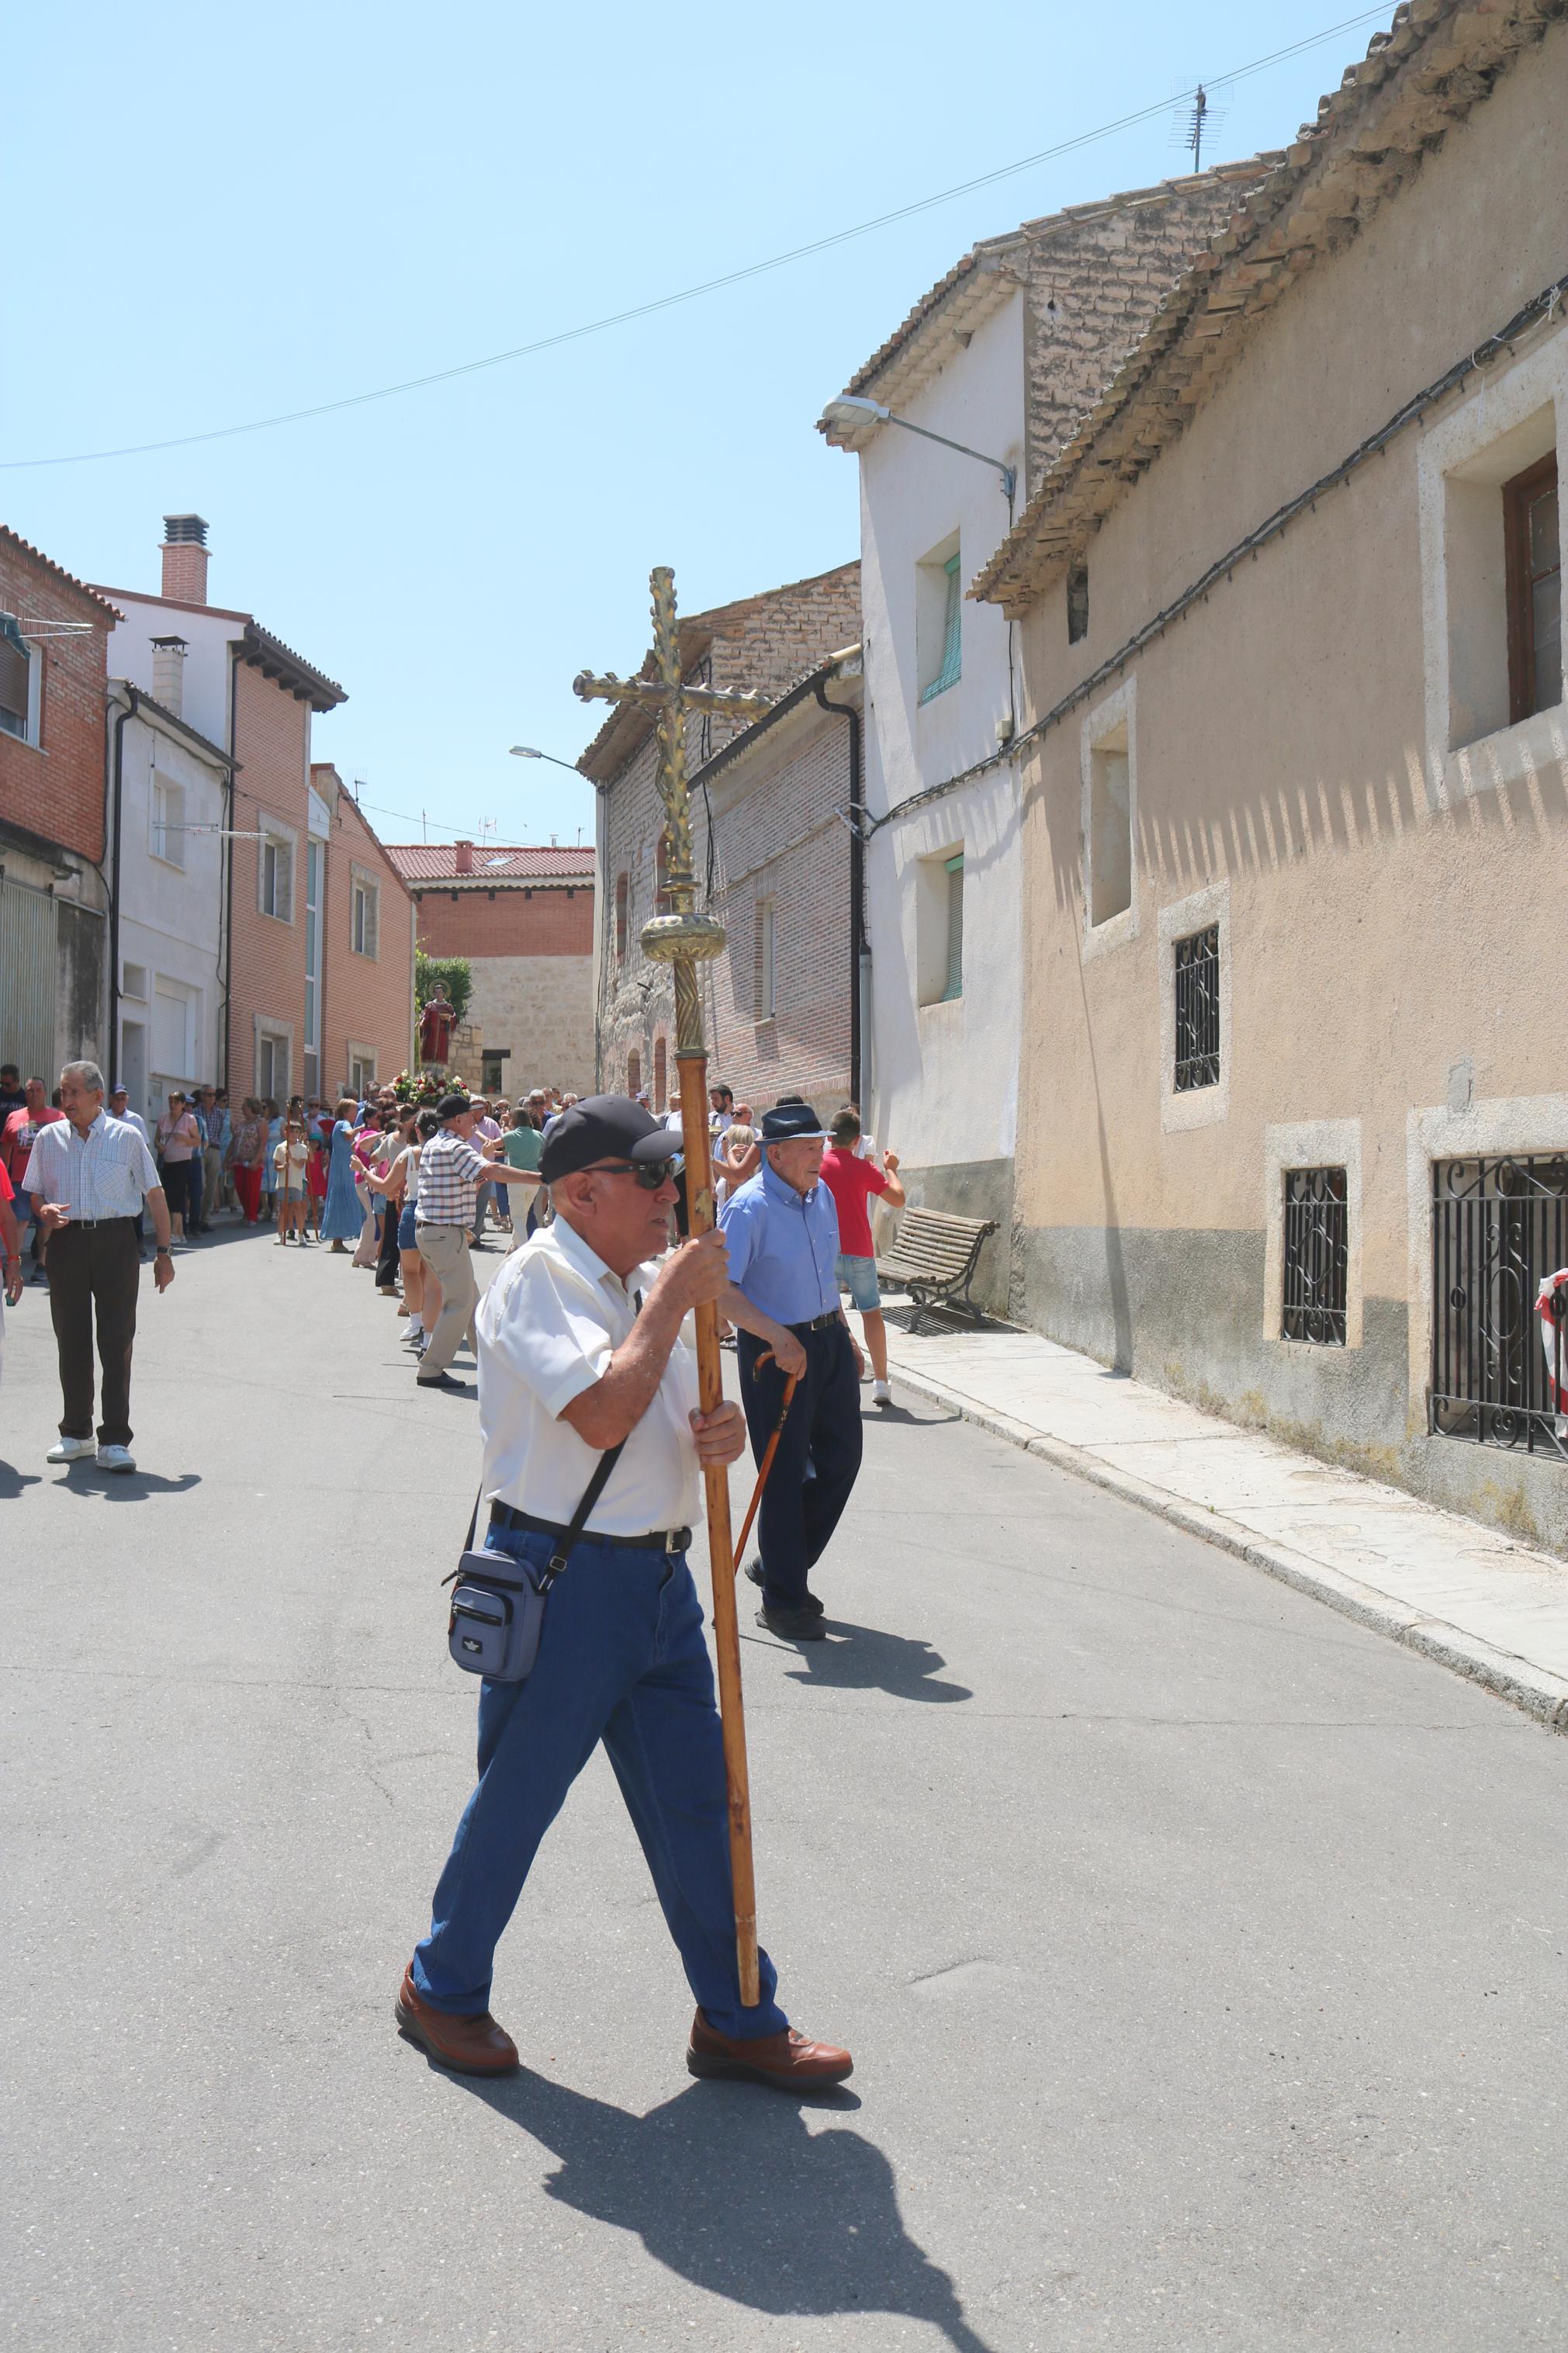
xmin=22 ymin=1059 xmax=175 ymax=1474
xmin=414 ymin=1093 xmax=540 ymax=1391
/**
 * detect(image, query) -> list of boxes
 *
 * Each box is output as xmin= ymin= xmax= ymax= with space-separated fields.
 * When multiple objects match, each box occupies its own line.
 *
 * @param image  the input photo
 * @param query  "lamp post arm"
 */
xmin=882 ymin=414 xmax=1015 ymax=502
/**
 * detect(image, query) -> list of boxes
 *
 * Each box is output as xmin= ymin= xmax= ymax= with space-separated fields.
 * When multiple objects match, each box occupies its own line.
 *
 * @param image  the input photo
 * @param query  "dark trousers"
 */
xmin=737 ymin=1321 xmax=863 ymax=1610
xmin=187 ymin=1149 xmax=204 ymax=1229
xmin=47 ymin=1218 xmax=140 ymax=1446
xmin=376 ymin=1196 xmax=402 ymax=1282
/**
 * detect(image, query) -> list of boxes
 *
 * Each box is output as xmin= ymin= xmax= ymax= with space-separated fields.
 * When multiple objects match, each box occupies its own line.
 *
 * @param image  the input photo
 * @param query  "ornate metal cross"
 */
xmin=573 ymin=565 xmax=772 ymax=2003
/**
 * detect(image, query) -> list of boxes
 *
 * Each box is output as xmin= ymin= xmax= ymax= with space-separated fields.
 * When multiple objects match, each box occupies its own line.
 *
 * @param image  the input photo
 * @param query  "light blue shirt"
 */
xmin=21 ymin=1111 xmax=160 ymax=1219
xmin=718 ymin=1162 xmax=841 ymax=1327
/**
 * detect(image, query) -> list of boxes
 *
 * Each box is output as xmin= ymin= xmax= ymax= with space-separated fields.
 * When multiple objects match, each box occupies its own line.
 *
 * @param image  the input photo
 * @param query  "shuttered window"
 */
xmin=351 ymin=872 xmax=379 ymax=958
xmin=919 ymin=554 xmax=963 ymax=705
xmin=941 ymin=854 xmax=964 ymax=1001
xmin=0 ymin=615 xmax=31 ymax=741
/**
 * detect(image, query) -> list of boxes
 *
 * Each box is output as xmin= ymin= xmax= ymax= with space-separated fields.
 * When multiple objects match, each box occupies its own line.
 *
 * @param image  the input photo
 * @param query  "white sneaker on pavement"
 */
xmin=46 ymin=1435 xmax=97 ymax=1464
xmin=97 ymin=1443 xmax=137 ymax=1474
xmin=871 ymin=1379 xmax=892 ymax=1405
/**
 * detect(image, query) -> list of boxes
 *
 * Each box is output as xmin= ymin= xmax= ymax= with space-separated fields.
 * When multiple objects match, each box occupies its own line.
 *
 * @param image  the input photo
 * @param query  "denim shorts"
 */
xmin=836 ymin=1252 xmax=880 ymax=1312
xmin=397 ymin=1203 xmax=418 ymax=1250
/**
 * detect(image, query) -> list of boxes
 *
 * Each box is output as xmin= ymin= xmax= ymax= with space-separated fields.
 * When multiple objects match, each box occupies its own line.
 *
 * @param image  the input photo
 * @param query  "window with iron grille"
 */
xmin=1173 ymin=924 xmax=1219 ymax=1090
xmin=1430 ymin=1152 xmax=1568 ymax=1462
xmin=1282 ymin=1167 xmax=1348 ymax=1344
xmin=1067 ymin=564 xmax=1089 ymax=645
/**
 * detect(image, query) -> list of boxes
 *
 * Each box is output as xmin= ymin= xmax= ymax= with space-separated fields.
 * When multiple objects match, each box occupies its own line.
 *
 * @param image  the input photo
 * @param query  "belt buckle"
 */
xmin=664 ymin=1528 xmax=680 ymax=1554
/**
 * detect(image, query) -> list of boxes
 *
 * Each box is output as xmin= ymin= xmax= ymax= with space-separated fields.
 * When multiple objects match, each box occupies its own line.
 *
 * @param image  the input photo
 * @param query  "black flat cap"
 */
xmin=540 ymin=1093 xmax=680 ymax=1183
xmin=437 ymin=1092 xmax=472 ymax=1119
xmin=760 ymin=1100 xmax=829 ymax=1142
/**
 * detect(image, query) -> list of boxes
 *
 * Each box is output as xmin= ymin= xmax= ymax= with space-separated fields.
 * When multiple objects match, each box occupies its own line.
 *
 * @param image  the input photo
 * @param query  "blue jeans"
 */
xmin=413 ymin=1525 xmax=786 ymax=2039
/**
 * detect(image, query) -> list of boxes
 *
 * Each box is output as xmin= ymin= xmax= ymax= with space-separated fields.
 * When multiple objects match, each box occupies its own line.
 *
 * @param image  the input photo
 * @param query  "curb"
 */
xmin=887 ymin=1360 xmax=1568 ymax=1738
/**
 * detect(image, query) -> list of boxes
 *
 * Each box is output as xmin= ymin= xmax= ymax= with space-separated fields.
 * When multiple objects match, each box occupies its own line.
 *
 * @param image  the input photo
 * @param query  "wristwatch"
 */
xmin=155 ymin=1245 xmax=172 ymax=1259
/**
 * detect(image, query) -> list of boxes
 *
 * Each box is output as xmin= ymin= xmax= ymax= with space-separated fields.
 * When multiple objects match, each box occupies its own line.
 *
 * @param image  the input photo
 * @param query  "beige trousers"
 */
xmin=415 ymin=1222 xmax=477 ymax=1377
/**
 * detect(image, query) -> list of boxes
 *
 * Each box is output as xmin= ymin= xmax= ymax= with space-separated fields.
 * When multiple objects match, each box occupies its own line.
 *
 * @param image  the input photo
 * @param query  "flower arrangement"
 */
xmin=391 ymin=1066 xmax=469 ymax=1108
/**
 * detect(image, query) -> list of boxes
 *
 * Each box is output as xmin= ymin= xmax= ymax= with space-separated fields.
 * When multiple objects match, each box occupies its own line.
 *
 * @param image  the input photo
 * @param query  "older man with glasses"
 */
xmin=396 ymin=1093 xmax=849 ymax=2090
xmin=22 ymin=1060 xmax=175 ymax=1473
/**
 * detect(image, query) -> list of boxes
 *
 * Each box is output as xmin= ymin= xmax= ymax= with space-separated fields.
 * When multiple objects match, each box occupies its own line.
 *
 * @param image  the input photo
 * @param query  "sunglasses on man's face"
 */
xmin=585 ymin=1159 xmax=675 ymax=1191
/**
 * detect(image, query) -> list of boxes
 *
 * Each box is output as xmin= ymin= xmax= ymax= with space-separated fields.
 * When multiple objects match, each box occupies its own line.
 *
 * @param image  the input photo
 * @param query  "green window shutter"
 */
xmin=942 ymin=852 xmax=964 ymax=1000
xmin=919 ymin=554 xmax=963 ymax=705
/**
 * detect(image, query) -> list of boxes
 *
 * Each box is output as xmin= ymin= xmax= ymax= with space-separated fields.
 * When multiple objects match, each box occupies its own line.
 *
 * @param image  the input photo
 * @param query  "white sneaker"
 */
xmin=46 ymin=1434 xmax=97 ymax=1464
xmin=871 ymin=1379 xmax=892 ymax=1405
xmin=97 ymin=1443 xmax=137 ymax=1474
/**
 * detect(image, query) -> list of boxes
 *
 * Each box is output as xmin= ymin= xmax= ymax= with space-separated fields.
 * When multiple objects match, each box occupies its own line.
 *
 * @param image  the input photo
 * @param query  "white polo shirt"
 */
xmin=476 ymin=1214 xmax=701 ymax=1537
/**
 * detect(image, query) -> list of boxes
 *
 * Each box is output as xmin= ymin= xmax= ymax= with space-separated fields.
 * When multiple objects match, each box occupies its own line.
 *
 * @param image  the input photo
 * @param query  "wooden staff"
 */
xmin=575 ymin=565 xmax=774 ymax=2008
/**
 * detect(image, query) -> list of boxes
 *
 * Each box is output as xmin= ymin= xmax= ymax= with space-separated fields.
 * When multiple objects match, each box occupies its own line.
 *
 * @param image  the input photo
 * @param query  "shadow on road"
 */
xmin=455 ymin=2066 xmax=997 ymax=2351
xmin=0 ymin=1458 xmax=43 ymax=1499
xmin=50 ymin=1468 xmax=202 ymax=1502
xmin=864 ymin=1402 xmax=962 ymax=1428
xmin=782 ymin=1620 xmax=972 ymax=1704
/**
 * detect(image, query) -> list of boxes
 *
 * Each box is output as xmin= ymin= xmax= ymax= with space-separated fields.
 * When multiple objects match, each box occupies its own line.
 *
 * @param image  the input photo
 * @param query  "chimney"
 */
xmin=454 ymin=838 xmax=474 ymax=875
xmin=161 ymin=515 xmax=209 ymax=605
xmin=151 ymin=634 xmax=188 ymax=716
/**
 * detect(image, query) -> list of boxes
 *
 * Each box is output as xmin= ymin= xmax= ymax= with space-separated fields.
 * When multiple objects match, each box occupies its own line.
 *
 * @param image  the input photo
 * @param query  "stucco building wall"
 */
xmin=1007 ymin=27 xmax=1568 ymax=1549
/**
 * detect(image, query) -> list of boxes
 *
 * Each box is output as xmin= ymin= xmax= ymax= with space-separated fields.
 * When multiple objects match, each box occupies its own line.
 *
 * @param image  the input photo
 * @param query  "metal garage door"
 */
xmin=0 ymin=877 xmax=57 ymax=1085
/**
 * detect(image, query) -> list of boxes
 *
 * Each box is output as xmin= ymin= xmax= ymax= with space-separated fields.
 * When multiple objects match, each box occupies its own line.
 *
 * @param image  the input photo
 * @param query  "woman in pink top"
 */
xmin=154 ymin=1091 xmax=202 ymax=1246
xmin=351 ymin=1113 xmax=390 ymax=1267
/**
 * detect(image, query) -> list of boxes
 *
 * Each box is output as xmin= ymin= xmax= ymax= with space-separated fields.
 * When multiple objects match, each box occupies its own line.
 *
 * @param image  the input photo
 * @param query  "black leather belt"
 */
xmin=789 ymin=1310 xmax=843 ymax=1334
xmin=490 ymin=1500 xmax=691 ymax=1553
xmin=54 ymin=1215 xmax=133 ymax=1230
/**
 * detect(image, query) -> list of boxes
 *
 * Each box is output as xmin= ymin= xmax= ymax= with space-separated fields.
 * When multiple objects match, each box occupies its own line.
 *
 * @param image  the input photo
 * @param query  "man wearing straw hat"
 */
xmin=719 ymin=1099 xmax=864 ymax=1641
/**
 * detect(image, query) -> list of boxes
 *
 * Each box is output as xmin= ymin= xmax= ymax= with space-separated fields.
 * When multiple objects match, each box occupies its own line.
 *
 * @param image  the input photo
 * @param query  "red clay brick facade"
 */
xmin=228 ymin=655 xmax=311 ymax=1100
xmin=411 ymin=884 xmax=591 ymax=961
xmin=587 ymin=564 xmax=860 ymax=1107
xmin=1 ymin=528 xmax=115 ymax=864
xmin=317 ymin=769 xmax=414 ymax=1095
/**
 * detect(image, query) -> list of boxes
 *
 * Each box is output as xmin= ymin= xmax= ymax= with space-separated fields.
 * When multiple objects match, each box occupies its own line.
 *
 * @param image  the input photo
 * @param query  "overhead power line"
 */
xmin=2 ymin=8 xmax=1393 ymax=473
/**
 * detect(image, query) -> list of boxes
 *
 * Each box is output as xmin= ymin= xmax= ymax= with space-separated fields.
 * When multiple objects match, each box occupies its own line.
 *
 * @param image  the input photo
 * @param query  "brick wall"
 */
xmin=412 ymin=885 xmax=592 ymax=960
xmin=603 ymin=695 xmax=854 ymax=1116
xmin=1021 ymin=167 xmax=1268 ymax=489
xmin=321 ymin=781 xmax=414 ymax=1095
xmin=227 ymin=657 xmax=310 ymax=1096
xmin=0 ymin=530 xmax=113 ymax=862
xmin=597 ymin=565 xmax=860 ymax=1101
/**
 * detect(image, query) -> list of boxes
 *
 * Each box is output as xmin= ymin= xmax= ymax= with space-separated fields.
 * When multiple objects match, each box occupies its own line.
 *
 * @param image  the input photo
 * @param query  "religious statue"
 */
xmin=418 ymin=992 xmax=456 ymax=1068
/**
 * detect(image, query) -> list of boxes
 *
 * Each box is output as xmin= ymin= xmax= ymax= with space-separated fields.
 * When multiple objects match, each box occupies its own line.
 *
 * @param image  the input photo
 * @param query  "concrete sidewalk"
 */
xmin=881 ymin=1308 xmax=1568 ymax=1734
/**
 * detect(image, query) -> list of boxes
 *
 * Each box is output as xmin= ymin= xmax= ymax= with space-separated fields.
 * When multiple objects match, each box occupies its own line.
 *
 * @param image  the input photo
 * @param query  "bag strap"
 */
xmin=455 ymin=1437 xmax=628 ymax=1587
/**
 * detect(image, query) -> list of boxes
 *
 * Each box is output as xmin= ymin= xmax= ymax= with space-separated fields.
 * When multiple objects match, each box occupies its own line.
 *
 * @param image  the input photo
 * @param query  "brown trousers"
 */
xmin=47 ymin=1217 xmax=140 ymax=1446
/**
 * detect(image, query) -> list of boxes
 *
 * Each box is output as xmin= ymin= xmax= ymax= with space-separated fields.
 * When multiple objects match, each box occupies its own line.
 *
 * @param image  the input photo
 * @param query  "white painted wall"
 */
xmin=853 ymin=288 xmax=1024 ymax=1172
xmin=113 ymin=694 xmax=228 ymax=1121
xmin=105 ymin=596 xmax=243 ymax=748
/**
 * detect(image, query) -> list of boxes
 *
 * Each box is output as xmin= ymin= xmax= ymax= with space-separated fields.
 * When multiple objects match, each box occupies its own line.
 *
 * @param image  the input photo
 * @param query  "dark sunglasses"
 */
xmin=584 ymin=1159 xmax=675 ymax=1190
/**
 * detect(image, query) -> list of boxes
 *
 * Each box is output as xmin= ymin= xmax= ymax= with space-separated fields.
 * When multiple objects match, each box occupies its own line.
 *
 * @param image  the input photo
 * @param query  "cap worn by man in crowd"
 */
xmin=539 ymin=1094 xmax=680 ymax=1184
xmin=437 ymin=1093 xmax=471 ymax=1120
xmin=760 ymin=1102 xmax=829 ymax=1143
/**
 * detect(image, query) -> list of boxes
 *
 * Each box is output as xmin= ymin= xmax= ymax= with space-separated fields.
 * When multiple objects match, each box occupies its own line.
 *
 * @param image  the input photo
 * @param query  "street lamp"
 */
xmin=818 ymin=393 xmax=1016 ymax=503
xmin=510 ymin=744 xmax=581 ymax=775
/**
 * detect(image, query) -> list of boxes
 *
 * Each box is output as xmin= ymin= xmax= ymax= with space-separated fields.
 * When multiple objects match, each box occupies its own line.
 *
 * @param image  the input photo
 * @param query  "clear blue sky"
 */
xmin=5 ymin=2 xmax=1393 ymax=851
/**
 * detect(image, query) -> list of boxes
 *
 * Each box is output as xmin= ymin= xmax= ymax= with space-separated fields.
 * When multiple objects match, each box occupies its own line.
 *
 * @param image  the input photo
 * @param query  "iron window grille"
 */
xmin=1282 ymin=1167 xmax=1348 ymax=1344
xmin=1503 ymin=454 xmax=1561 ymax=724
xmin=1173 ymin=924 xmax=1220 ymax=1091
xmin=1430 ymin=1152 xmax=1568 ymax=1463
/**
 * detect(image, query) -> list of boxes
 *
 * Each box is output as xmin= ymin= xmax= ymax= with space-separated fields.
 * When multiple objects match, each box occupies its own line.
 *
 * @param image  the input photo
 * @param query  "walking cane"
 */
xmin=732 ymin=1367 xmax=800 ymax=1575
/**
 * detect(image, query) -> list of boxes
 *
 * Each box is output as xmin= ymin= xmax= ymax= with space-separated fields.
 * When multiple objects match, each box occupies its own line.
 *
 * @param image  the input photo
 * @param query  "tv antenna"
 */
xmin=1172 ymin=78 xmax=1229 ymax=173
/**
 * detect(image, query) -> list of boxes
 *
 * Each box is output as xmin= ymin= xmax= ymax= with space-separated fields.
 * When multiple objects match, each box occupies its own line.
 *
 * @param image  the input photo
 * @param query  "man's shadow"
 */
xmin=456 ymin=2067 xmax=996 ymax=2351
xmin=0 ymin=1460 xmax=42 ymax=1501
xmin=53 ymin=1468 xmax=201 ymax=1502
xmin=777 ymin=1620 xmax=972 ymax=1704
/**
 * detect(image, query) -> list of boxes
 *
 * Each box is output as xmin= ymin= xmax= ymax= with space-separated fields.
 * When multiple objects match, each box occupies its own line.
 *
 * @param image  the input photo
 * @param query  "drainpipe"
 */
xmin=108 ymin=687 xmax=138 ymax=1092
xmin=812 ymin=676 xmax=865 ymax=1103
xmin=222 ymin=645 xmax=240 ymax=1088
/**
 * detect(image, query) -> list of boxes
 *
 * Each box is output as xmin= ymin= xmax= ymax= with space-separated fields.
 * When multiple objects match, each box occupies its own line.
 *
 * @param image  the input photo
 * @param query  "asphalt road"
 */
xmin=2 ymin=1222 xmax=1565 ymax=2352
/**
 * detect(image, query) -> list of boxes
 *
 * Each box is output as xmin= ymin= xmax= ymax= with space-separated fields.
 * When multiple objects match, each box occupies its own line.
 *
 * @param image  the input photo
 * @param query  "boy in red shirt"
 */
xmin=818 ymin=1107 xmax=906 ymax=1405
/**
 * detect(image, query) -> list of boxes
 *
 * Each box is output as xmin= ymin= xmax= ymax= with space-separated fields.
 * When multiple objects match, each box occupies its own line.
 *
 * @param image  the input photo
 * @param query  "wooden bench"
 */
xmin=874 ymin=1207 xmax=997 ymax=1326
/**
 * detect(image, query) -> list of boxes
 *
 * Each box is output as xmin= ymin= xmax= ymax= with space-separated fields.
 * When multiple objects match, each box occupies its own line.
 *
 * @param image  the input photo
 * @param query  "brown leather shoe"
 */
xmin=686 ymin=2008 xmax=853 ymax=2089
xmin=395 ymin=1964 xmax=519 ymax=2075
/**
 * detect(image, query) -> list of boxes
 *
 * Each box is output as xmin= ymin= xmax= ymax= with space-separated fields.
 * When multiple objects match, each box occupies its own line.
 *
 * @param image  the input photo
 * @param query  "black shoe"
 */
xmin=416 ymin=1371 xmax=469 ymax=1392
xmin=744 ymin=1561 xmax=824 ymax=1615
xmin=756 ymin=1603 xmax=826 ymax=1642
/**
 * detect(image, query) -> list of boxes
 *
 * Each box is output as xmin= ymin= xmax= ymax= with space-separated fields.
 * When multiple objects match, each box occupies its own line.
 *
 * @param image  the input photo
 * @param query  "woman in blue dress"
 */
xmin=320 ymin=1096 xmax=362 ymax=1252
